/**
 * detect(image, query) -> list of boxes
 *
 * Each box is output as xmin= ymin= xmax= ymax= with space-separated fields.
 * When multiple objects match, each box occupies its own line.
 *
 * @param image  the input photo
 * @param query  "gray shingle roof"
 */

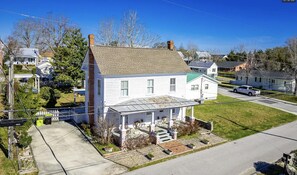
xmin=90 ymin=46 xmax=191 ymax=75
xmin=188 ymin=61 xmax=215 ymax=68
xmin=216 ymin=61 xmax=245 ymax=68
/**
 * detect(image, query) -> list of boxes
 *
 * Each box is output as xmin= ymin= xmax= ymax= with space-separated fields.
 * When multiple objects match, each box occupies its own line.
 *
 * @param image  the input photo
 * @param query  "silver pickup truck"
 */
xmin=233 ymin=85 xmax=261 ymax=96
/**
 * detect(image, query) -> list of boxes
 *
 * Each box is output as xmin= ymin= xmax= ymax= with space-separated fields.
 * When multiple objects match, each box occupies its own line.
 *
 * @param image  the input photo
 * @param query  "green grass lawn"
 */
xmin=55 ymin=92 xmax=85 ymax=107
xmin=191 ymin=95 xmax=297 ymax=140
xmin=260 ymin=90 xmax=297 ymax=104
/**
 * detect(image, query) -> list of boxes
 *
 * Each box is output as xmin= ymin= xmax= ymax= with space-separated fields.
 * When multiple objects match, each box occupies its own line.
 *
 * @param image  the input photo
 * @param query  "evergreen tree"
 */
xmin=53 ymin=28 xmax=87 ymax=87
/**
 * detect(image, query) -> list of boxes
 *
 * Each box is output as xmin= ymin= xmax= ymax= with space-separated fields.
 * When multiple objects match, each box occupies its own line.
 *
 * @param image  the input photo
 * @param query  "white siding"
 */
xmin=103 ymin=74 xmax=187 ymax=106
xmin=186 ymin=76 xmax=218 ymax=100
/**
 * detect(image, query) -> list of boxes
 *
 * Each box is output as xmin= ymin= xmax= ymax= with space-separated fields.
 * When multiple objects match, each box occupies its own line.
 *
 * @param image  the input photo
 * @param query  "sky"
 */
xmin=0 ymin=0 xmax=297 ymax=54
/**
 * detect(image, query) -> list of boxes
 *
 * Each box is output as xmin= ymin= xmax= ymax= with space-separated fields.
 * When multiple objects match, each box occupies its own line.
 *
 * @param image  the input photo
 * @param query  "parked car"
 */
xmin=233 ymin=85 xmax=261 ymax=96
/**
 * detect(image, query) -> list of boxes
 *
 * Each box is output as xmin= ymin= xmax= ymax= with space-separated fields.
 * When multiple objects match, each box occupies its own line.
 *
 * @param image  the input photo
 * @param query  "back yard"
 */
xmin=193 ymin=95 xmax=297 ymax=140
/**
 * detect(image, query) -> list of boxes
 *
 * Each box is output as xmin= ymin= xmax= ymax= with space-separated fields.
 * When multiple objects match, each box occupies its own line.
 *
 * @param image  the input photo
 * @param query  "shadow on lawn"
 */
xmin=216 ymin=115 xmax=297 ymax=142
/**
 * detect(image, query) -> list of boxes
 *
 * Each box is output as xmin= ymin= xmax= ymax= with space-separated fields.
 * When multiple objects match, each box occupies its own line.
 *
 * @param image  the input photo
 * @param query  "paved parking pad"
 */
xmin=29 ymin=122 xmax=127 ymax=175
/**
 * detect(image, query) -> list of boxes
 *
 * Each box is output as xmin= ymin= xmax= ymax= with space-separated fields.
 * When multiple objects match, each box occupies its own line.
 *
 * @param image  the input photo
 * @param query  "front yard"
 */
xmin=193 ymin=94 xmax=297 ymax=140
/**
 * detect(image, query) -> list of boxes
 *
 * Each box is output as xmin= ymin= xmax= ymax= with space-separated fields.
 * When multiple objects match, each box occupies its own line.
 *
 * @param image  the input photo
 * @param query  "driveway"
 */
xmin=29 ymin=122 xmax=127 ymax=175
xmin=125 ymin=120 xmax=297 ymax=175
xmin=219 ymin=87 xmax=297 ymax=115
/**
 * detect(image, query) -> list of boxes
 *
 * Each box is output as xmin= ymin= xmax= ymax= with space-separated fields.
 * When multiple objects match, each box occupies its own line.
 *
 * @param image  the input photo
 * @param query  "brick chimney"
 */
xmin=88 ymin=34 xmax=95 ymax=126
xmin=88 ymin=34 xmax=94 ymax=47
xmin=167 ymin=40 xmax=174 ymax=50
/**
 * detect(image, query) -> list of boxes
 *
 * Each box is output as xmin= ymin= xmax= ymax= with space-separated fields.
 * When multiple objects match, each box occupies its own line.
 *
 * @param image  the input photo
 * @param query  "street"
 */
xmin=218 ymin=87 xmax=297 ymax=115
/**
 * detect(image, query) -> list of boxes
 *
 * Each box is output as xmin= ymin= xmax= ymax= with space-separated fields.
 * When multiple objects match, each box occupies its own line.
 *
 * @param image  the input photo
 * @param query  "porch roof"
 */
xmin=110 ymin=95 xmax=199 ymax=115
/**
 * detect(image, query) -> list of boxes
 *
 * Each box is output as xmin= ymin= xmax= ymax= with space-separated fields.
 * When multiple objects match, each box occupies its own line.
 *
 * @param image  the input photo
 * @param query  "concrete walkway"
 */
xmin=125 ymin=120 xmax=297 ymax=175
xmin=219 ymin=87 xmax=297 ymax=115
xmin=29 ymin=122 xmax=127 ymax=175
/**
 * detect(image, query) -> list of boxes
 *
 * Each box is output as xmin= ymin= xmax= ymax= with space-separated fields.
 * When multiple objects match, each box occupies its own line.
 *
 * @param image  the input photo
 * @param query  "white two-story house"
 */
xmin=14 ymin=48 xmax=39 ymax=65
xmin=82 ymin=35 xmax=219 ymax=146
xmin=188 ymin=61 xmax=218 ymax=78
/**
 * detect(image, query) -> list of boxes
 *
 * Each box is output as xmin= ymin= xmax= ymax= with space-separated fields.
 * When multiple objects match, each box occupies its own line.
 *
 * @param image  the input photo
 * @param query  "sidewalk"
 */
xmin=106 ymin=133 xmax=226 ymax=169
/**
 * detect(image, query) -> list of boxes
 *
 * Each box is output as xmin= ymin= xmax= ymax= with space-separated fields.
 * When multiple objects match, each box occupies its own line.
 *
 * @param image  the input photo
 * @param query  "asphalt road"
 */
xmin=29 ymin=122 xmax=127 ymax=175
xmin=125 ymin=88 xmax=297 ymax=175
xmin=218 ymin=87 xmax=297 ymax=115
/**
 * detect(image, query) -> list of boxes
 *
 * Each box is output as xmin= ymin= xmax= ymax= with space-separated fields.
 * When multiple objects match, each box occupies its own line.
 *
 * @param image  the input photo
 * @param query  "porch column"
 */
xmin=150 ymin=112 xmax=155 ymax=132
xmin=121 ymin=115 xmax=126 ymax=131
xmin=37 ymin=76 xmax=40 ymax=93
xmin=181 ymin=107 xmax=185 ymax=122
xmin=190 ymin=106 xmax=195 ymax=123
xmin=120 ymin=115 xmax=126 ymax=147
xmin=168 ymin=109 xmax=174 ymax=128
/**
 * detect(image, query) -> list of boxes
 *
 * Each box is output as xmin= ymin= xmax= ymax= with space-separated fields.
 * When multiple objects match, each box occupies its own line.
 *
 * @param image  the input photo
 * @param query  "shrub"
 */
xmin=14 ymin=65 xmax=23 ymax=72
xmin=125 ymin=135 xmax=153 ymax=150
xmin=31 ymin=67 xmax=36 ymax=74
xmin=18 ymin=131 xmax=32 ymax=148
xmin=40 ymin=87 xmax=51 ymax=101
xmin=173 ymin=121 xmax=200 ymax=137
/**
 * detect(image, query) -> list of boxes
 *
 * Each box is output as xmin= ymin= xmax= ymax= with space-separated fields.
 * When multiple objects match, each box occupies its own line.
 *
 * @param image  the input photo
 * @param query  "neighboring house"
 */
xmin=186 ymin=72 xmax=219 ymax=100
xmin=82 ymin=35 xmax=204 ymax=146
xmin=14 ymin=48 xmax=39 ymax=65
xmin=217 ymin=61 xmax=246 ymax=72
xmin=232 ymin=70 xmax=296 ymax=93
xmin=196 ymin=51 xmax=212 ymax=61
xmin=188 ymin=61 xmax=218 ymax=78
xmin=211 ymin=54 xmax=228 ymax=60
xmin=36 ymin=59 xmax=54 ymax=81
xmin=14 ymin=74 xmax=40 ymax=93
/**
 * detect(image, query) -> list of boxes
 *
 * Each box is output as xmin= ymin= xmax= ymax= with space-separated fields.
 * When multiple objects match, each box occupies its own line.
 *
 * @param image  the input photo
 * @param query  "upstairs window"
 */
xmin=255 ymin=77 xmax=257 ymax=82
xmin=205 ymin=84 xmax=209 ymax=90
xmin=212 ymin=68 xmax=216 ymax=72
xmin=121 ymin=81 xmax=128 ymax=96
xmin=147 ymin=79 xmax=154 ymax=94
xmin=170 ymin=78 xmax=176 ymax=92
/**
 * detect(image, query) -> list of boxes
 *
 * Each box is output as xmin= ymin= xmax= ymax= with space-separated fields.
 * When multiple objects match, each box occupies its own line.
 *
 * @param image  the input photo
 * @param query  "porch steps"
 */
xmin=157 ymin=129 xmax=172 ymax=143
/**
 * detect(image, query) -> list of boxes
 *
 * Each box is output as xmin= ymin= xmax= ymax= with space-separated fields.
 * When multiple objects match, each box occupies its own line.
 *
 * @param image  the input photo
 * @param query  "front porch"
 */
xmin=109 ymin=95 xmax=199 ymax=147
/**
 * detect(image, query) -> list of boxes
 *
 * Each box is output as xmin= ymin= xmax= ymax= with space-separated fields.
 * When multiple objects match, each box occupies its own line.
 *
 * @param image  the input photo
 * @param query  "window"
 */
xmin=170 ymin=78 xmax=176 ymax=92
xmin=259 ymin=78 xmax=262 ymax=82
xmin=212 ymin=68 xmax=216 ymax=72
xmin=284 ymin=81 xmax=287 ymax=85
xmin=272 ymin=79 xmax=275 ymax=84
xmin=255 ymin=77 xmax=257 ymax=82
xmin=98 ymin=80 xmax=101 ymax=96
xmin=191 ymin=85 xmax=199 ymax=91
xmin=147 ymin=79 xmax=154 ymax=94
xmin=121 ymin=81 xmax=128 ymax=96
xmin=205 ymin=84 xmax=209 ymax=90
xmin=159 ymin=110 xmax=164 ymax=112
xmin=240 ymin=77 xmax=242 ymax=80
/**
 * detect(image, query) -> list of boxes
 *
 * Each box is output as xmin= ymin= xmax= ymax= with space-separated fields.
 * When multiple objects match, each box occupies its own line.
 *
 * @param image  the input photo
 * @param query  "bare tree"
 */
xmin=92 ymin=117 xmax=115 ymax=145
xmin=97 ymin=19 xmax=117 ymax=46
xmin=118 ymin=10 xmax=159 ymax=48
xmin=286 ymin=38 xmax=297 ymax=96
xmin=187 ymin=42 xmax=198 ymax=60
xmin=38 ymin=14 xmax=72 ymax=52
xmin=11 ymin=18 xmax=41 ymax=48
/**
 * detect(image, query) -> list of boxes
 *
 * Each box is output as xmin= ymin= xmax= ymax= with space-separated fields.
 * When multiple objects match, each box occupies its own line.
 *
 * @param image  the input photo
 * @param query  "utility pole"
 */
xmin=8 ymin=55 xmax=14 ymax=159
